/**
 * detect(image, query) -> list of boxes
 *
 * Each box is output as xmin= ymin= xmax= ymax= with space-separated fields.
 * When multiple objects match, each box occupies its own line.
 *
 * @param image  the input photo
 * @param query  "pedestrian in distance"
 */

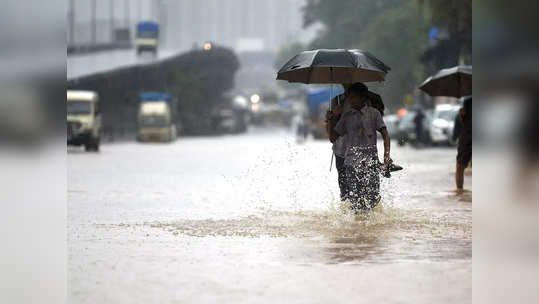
xmin=414 ymin=108 xmax=425 ymax=146
xmin=328 ymin=83 xmax=392 ymax=212
xmin=455 ymin=97 xmax=472 ymax=191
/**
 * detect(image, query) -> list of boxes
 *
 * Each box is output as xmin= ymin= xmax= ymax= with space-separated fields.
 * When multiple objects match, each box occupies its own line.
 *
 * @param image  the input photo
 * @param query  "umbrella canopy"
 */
xmin=276 ymin=49 xmax=390 ymax=84
xmin=419 ymin=65 xmax=472 ymax=98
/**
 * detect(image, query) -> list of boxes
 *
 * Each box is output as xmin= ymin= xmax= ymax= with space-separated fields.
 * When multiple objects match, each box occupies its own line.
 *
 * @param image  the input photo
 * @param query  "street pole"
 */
xmin=159 ymin=0 xmax=166 ymax=47
xmin=138 ymin=0 xmax=142 ymax=22
xmin=69 ymin=0 xmax=75 ymax=45
xmin=110 ymin=0 xmax=114 ymax=42
xmin=150 ymin=0 xmax=155 ymax=21
xmin=125 ymin=0 xmax=129 ymax=28
xmin=91 ymin=0 xmax=96 ymax=44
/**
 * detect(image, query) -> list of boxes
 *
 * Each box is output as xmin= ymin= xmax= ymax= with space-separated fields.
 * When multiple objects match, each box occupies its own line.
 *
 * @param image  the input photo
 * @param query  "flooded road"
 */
xmin=68 ymin=128 xmax=471 ymax=303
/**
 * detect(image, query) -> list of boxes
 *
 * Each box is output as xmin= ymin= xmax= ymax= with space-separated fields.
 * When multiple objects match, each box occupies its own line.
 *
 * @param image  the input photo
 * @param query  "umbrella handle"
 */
xmin=329 ymin=152 xmax=334 ymax=172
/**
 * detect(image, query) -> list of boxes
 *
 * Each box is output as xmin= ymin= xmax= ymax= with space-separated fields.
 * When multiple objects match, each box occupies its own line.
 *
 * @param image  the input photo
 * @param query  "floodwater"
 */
xmin=68 ymin=128 xmax=471 ymax=303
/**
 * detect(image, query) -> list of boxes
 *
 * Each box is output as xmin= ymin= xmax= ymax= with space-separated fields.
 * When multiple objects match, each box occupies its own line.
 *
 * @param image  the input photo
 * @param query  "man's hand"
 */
xmin=384 ymin=154 xmax=393 ymax=165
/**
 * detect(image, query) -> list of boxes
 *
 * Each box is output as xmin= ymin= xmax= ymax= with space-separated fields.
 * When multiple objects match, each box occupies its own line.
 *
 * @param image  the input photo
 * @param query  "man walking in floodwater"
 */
xmin=328 ymin=83 xmax=392 ymax=212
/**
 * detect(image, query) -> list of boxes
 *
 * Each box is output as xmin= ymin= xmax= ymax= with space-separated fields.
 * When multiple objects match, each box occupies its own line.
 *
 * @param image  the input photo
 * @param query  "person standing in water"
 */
xmin=455 ymin=97 xmax=472 ymax=191
xmin=328 ymin=83 xmax=392 ymax=212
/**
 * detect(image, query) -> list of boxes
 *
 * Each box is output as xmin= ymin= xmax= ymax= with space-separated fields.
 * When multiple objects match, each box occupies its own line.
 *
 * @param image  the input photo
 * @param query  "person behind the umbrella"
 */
xmin=325 ymin=83 xmax=352 ymax=200
xmin=329 ymin=83 xmax=392 ymax=212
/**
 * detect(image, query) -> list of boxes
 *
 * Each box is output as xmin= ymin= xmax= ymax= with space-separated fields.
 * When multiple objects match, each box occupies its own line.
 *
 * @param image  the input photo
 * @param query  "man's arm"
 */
xmin=379 ymin=127 xmax=392 ymax=164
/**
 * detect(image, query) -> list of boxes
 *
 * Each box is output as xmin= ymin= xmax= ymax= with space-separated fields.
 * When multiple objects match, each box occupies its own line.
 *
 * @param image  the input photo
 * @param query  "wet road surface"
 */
xmin=68 ymin=128 xmax=471 ymax=303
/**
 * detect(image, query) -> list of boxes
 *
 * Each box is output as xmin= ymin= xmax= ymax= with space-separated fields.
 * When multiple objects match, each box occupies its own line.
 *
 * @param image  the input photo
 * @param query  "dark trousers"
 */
xmin=335 ymin=155 xmax=347 ymax=200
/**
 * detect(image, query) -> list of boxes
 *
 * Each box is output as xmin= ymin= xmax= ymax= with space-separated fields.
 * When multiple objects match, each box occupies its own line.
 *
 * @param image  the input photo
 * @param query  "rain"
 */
xmin=15 ymin=1 xmax=539 ymax=304
xmin=65 ymin=1 xmax=472 ymax=303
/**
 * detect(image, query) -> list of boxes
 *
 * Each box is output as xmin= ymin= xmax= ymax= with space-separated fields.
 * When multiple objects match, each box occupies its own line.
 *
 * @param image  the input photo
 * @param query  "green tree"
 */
xmin=303 ymin=0 xmax=402 ymax=49
xmin=302 ymin=0 xmax=429 ymax=112
xmin=359 ymin=1 xmax=428 ymax=111
xmin=419 ymin=0 xmax=472 ymax=64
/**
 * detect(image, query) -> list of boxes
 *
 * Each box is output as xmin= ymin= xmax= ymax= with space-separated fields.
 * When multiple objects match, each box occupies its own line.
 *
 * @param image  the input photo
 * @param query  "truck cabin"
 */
xmin=137 ymin=93 xmax=173 ymax=127
xmin=138 ymin=103 xmax=171 ymax=127
xmin=67 ymin=91 xmax=99 ymax=116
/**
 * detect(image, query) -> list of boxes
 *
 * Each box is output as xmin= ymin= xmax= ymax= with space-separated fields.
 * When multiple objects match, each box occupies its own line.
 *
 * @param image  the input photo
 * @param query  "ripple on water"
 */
xmin=137 ymin=202 xmax=471 ymax=263
xmin=144 ymin=202 xmax=470 ymax=241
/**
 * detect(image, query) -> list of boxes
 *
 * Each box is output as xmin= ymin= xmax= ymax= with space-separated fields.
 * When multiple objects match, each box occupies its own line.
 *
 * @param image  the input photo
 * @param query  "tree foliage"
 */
xmin=419 ymin=0 xmax=472 ymax=62
xmin=303 ymin=0 xmax=402 ymax=49
xmin=302 ymin=0 xmax=428 ymax=111
xmin=359 ymin=1 xmax=428 ymax=111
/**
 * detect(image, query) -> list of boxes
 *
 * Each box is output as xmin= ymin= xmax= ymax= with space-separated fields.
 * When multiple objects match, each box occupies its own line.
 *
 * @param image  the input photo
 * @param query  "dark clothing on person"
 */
xmin=414 ymin=110 xmax=425 ymax=143
xmin=453 ymin=114 xmax=461 ymax=141
xmin=457 ymin=141 xmax=472 ymax=166
xmin=335 ymin=155 xmax=347 ymax=200
xmin=457 ymin=98 xmax=472 ymax=166
xmin=365 ymin=91 xmax=385 ymax=116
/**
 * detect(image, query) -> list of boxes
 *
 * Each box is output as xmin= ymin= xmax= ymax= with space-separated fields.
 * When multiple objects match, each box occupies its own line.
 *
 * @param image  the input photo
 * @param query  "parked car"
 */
xmin=429 ymin=104 xmax=460 ymax=146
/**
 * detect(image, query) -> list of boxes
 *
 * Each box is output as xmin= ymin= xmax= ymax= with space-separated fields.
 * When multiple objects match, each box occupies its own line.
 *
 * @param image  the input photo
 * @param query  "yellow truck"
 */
xmin=67 ymin=90 xmax=101 ymax=151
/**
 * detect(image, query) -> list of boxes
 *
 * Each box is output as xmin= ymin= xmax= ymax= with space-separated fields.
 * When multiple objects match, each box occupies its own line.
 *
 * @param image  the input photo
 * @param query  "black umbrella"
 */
xmin=276 ymin=49 xmax=391 ymax=172
xmin=419 ymin=65 xmax=472 ymax=98
xmin=276 ymin=49 xmax=390 ymax=84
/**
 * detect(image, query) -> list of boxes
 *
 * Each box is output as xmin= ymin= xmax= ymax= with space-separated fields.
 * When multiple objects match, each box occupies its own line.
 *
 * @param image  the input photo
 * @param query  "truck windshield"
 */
xmin=140 ymin=116 xmax=169 ymax=127
xmin=67 ymin=101 xmax=91 ymax=115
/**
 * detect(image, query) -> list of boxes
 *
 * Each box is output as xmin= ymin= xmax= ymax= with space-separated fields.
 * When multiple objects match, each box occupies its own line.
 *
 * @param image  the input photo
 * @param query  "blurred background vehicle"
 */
xmin=383 ymin=114 xmax=400 ymax=137
xmin=136 ymin=92 xmax=176 ymax=142
xmin=211 ymin=107 xmax=248 ymax=135
xmin=306 ymin=87 xmax=344 ymax=139
xmin=135 ymin=21 xmax=159 ymax=56
xmin=67 ymin=90 xmax=101 ymax=151
xmin=396 ymin=109 xmax=432 ymax=147
xmin=429 ymin=103 xmax=460 ymax=146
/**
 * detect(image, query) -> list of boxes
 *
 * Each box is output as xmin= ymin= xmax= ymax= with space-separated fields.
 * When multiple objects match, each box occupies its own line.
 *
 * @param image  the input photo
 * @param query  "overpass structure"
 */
xmin=67 ymin=48 xmax=178 ymax=80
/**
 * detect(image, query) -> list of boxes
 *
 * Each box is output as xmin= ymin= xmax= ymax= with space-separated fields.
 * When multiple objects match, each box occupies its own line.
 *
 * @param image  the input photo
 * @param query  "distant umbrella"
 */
xmin=419 ymin=65 xmax=472 ymax=98
xmin=276 ymin=49 xmax=390 ymax=84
